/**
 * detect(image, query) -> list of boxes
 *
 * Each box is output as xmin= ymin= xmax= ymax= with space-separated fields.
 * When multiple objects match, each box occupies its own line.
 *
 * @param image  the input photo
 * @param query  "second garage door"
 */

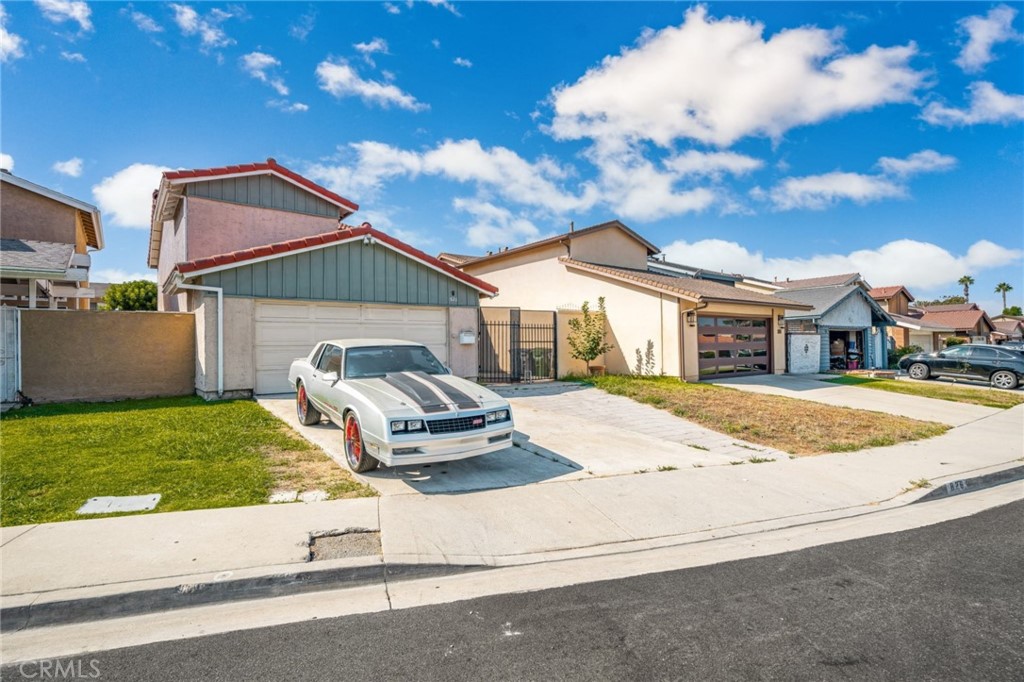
xmin=697 ymin=315 xmax=771 ymax=379
xmin=254 ymin=300 xmax=448 ymax=394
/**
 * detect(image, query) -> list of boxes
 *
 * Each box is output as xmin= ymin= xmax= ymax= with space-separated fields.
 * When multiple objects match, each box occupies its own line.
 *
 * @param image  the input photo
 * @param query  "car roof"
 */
xmin=319 ymin=339 xmax=428 ymax=349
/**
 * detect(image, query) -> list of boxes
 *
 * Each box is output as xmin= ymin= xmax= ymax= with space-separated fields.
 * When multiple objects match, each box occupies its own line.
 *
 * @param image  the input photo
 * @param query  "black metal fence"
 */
xmin=478 ymin=309 xmax=557 ymax=383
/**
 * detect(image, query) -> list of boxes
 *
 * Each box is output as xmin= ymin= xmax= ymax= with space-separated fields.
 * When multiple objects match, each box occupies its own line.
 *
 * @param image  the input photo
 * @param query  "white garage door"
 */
xmin=909 ymin=332 xmax=934 ymax=353
xmin=254 ymin=300 xmax=449 ymax=394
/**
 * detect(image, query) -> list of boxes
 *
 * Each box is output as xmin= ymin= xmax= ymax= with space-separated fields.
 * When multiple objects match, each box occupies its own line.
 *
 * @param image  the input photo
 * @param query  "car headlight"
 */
xmin=485 ymin=409 xmax=510 ymax=423
xmin=391 ymin=420 xmax=427 ymax=434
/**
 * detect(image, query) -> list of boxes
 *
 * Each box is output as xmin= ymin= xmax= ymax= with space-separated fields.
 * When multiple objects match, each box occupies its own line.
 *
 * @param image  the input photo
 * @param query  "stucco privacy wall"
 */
xmin=469 ymin=248 xmax=681 ymax=376
xmin=20 ymin=310 xmax=194 ymax=403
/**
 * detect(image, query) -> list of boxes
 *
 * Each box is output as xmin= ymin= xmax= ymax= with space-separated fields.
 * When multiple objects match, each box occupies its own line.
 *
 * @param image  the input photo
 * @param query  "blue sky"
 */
xmin=2 ymin=1 xmax=1022 ymax=313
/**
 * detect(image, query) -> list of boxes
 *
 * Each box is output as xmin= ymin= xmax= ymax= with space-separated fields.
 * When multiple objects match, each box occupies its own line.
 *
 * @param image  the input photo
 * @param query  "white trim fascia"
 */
xmin=178 ymin=234 xmax=496 ymax=296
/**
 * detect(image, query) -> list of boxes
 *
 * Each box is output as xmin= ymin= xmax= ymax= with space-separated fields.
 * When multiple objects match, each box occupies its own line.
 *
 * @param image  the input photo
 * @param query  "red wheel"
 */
xmin=344 ymin=413 xmax=379 ymax=473
xmin=295 ymin=382 xmax=321 ymax=425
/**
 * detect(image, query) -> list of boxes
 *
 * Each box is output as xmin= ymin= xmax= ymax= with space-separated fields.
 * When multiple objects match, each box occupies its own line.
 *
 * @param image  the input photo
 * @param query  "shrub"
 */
xmin=888 ymin=344 xmax=923 ymax=368
xmin=944 ymin=336 xmax=967 ymax=346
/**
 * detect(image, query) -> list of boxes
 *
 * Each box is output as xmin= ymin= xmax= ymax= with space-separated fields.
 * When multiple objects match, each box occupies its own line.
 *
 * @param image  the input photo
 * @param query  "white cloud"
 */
xmin=1 ymin=5 xmax=27 ymax=63
xmin=431 ymin=38 xmax=440 ymax=49
xmin=663 ymin=150 xmax=764 ymax=178
xmin=35 ymin=0 xmax=92 ymax=32
xmin=92 ymin=163 xmax=172 ymax=229
xmin=59 ymin=50 xmax=85 ymax=62
xmin=52 ymin=157 xmax=83 ymax=177
xmin=661 ymin=238 xmax=1023 ymax=291
xmin=241 ymin=52 xmax=289 ymax=96
xmin=453 ymin=198 xmax=542 ymax=250
xmin=316 ymin=59 xmax=427 ymax=111
xmin=758 ymin=171 xmax=904 ymax=211
xmin=92 ymin=268 xmax=157 ymax=284
xmin=921 ymin=81 xmax=1024 ymax=126
xmin=354 ymin=37 xmax=389 ymax=66
xmin=170 ymin=3 xmax=235 ymax=52
xmin=453 ymin=56 xmax=472 ymax=68
xmin=384 ymin=3 xmax=401 ymax=15
xmin=954 ymin=4 xmax=1022 ymax=73
xmin=0 ymin=152 xmax=13 ymax=171
xmin=125 ymin=5 xmax=163 ymax=33
xmin=548 ymin=5 xmax=926 ymax=149
xmin=289 ymin=8 xmax=316 ymax=41
xmin=267 ymin=99 xmax=309 ymax=113
xmin=877 ymin=149 xmax=957 ymax=177
xmin=425 ymin=0 xmax=461 ymax=18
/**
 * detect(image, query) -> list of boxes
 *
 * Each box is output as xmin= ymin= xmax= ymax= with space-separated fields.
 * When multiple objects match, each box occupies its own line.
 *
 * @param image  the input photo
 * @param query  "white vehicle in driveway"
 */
xmin=287 ymin=339 xmax=515 ymax=472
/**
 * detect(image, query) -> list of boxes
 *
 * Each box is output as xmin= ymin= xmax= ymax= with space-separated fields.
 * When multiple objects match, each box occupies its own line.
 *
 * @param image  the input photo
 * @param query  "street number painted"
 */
xmin=945 ymin=479 xmax=969 ymax=494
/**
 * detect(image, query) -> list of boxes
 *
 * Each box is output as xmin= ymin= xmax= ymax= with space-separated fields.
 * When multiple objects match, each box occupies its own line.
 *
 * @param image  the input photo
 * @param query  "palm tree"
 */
xmin=995 ymin=282 xmax=1013 ymax=311
xmin=958 ymin=275 xmax=975 ymax=302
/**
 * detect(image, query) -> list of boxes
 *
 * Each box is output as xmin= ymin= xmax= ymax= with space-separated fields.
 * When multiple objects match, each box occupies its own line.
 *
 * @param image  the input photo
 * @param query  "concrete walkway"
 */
xmin=707 ymin=373 xmax=1000 ymax=426
xmin=3 ymin=404 xmax=1021 ymax=603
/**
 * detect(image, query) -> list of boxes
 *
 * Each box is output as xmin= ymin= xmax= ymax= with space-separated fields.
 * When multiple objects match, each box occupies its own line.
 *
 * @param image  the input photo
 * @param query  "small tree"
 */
xmin=1004 ymin=305 xmax=1023 ymax=316
xmin=567 ymin=297 xmax=613 ymax=374
xmin=103 ymin=280 xmax=157 ymax=311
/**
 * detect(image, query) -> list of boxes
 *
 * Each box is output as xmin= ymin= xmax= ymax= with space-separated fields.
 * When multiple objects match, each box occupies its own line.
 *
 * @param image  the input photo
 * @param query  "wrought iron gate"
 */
xmin=478 ymin=309 xmax=556 ymax=383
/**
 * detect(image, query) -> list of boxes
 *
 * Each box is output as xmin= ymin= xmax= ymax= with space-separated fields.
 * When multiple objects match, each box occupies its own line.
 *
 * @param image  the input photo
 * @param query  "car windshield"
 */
xmin=345 ymin=346 xmax=446 ymax=379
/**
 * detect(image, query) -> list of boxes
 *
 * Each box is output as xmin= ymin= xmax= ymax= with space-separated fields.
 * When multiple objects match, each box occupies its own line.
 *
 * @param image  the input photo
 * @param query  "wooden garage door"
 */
xmin=254 ymin=301 xmax=448 ymax=394
xmin=697 ymin=316 xmax=771 ymax=379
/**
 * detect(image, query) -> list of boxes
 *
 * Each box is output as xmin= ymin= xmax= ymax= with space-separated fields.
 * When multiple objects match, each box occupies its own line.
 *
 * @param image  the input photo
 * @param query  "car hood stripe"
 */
xmin=409 ymin=371 xmax=482 ymax=410
xmin=380 ymin=373 xmax=451 ymax=413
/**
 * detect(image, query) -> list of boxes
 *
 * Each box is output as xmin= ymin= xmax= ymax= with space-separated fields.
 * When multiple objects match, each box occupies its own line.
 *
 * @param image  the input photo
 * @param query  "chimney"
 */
xmin=569 ymin=221 xmax=574 ymax=233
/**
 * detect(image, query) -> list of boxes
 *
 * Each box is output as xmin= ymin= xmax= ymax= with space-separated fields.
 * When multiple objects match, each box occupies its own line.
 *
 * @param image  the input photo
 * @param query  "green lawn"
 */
xmin=823 ymin=376 xmax=1024 ymax=409
xmin=0 ymin=396 xmax=374 ymax=527
xmin=578 ymin=375 xmax=948 ymax=456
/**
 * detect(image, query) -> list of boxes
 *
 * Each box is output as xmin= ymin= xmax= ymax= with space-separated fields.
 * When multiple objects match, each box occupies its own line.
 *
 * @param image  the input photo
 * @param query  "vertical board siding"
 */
xmin=186 ymin=175 xmax=337 ymax=217
xmin=819 ymin=326 xmax=830 ymax=372
xmin=199 ymin=241 xmax=479 ymax=306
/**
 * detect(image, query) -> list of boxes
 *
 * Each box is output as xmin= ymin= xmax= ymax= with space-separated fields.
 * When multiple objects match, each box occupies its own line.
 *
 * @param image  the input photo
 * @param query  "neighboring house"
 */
xmin=912 ymin=303 xmax=995 ymax=343
xmin=778 ymin=280 xmax=895 ymax=371
xmin=991 ymin=315 xmax=1024 ymax=343
xmin=456 ymin=220 xmax=811 ymax=381
xmin=869 ymin=285 xmax=953 ymax=353
xmin=0 ymin=170 xmax=103 ymax=309
xmin=150 ymin=159 xmax=497 ymax=397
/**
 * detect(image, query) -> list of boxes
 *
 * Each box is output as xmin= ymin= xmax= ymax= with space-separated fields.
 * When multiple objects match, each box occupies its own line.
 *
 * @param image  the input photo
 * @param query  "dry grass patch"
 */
xmin=586 ymin=376 xmax=949 ymax=456
xmin=263 ymin=428 xmax=376 ymax=500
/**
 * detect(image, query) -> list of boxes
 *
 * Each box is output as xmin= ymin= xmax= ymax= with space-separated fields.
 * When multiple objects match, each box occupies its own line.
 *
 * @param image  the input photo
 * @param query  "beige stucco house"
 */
xmin=458 ymin=220 xmax=810 ymax=381
xmin=150 ymin=158 xmax=497 ymax=398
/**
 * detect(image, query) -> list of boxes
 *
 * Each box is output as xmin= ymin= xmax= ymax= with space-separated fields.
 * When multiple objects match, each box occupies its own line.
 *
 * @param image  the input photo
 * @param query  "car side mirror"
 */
xmin=443 ymin=365 xmax=452 ymax=374
xmin=321 ymin=371 xmax=340 ymax=383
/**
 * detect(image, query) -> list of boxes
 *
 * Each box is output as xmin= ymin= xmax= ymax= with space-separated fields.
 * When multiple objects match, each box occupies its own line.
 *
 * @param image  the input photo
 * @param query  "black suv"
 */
xmin=898 ymin=344 xmax=1024 ymax=390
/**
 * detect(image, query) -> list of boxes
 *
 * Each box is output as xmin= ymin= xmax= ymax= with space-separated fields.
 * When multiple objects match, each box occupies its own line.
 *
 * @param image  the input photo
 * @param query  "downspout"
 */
xmin=175 ymin=282 xmax=224 ymax=398
xmin=15 ymin=308 xmax=21 ymax=395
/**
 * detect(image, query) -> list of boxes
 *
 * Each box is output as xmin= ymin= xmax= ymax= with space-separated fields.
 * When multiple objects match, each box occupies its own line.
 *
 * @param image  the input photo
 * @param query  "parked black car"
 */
xmin=898 ymin=344 xmax=1024 ymax=390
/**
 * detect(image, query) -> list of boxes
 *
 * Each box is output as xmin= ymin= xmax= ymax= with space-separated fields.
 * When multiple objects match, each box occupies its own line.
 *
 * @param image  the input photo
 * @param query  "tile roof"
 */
xmin=437 ymin=252 xmax=477 ymax=265
xmin=889 ymin=312 xmax=955 ymax=331
xmin=0 ymin=239 xmax=74 ymax=273
xmin=868 ymin=285 xmax=914 ymax=302
xmin=994 ymin=319 xmax=1024 ymax=334
xmin=774 ymin=273 xmax=861 ymax=289
xmin=174 ymin=225 xmax=498 ymax=295
xmin=460 ymin=220 xmax=659 ymax=268
xmin=914 ymin=303 xmax=978 ymax=312
xmin=163 ymin=158 xmax=358 ymax=212
xmin=919 ymin=308 xmax=993 ymax=332
xmin=559 ymin=258 xmax=811 ymax=308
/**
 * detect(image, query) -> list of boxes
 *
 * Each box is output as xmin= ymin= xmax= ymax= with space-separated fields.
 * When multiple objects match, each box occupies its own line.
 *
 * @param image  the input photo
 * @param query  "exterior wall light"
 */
xmin=686 ymin=310 xmax=697 ymax=326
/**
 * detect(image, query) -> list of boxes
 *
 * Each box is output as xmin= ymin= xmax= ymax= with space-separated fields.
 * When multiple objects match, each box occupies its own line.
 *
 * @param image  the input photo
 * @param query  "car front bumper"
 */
xmin=363 ymin=424 xmax=516 ymax=467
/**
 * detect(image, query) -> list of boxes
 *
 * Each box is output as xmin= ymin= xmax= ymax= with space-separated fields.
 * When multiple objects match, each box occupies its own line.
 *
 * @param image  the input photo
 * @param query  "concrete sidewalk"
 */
xmin=3 ymin=404 xmax=1021 ymax=611
xmin=708 ymin=373 xmax=1000 ymax=426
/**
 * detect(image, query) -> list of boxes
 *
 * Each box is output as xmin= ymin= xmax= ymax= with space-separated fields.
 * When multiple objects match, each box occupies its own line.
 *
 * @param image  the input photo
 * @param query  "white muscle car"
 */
xmin=287 ymin=339 xmax=515 ymax=472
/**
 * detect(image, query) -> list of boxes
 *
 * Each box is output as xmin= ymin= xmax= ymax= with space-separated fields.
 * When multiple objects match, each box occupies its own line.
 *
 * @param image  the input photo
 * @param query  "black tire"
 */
xmin=990 ymin=370 xmax=1019 ymax=390
xmin=907 ymin=363 xmax=931 ymax=381
xmin=344 ymin=412 xmax=379 ymax=473
xmin=295 ymin=381 xmax=322 ymax=425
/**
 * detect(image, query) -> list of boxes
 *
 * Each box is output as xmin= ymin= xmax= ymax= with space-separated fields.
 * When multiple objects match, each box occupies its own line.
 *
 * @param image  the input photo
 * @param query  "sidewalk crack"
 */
xmin=377 ymin=497 xmax=393 ymax=610
xmin=566 ymin=482 xmax=637 ymax=541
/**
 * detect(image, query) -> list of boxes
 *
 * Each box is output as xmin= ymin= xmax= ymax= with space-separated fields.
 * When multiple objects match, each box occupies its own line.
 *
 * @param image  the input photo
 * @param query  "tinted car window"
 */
xmin=345 ymin=346 xmax=446 ymax=379
xmin=316 ymin=345 xmax=342 ymax=374
xmin=970 ymin=347 xmax=998 ymax=360
xmin=941 ymin=346 xmax=972 ymax=358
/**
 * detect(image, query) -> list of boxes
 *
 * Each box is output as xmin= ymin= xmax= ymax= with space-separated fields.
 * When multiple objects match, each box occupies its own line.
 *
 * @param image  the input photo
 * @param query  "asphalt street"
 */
xmin=5 ymin=498 xmax=1022 ymax=681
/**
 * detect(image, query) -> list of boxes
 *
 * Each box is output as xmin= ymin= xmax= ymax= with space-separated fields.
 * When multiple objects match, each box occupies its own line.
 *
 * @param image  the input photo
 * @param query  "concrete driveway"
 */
xmin=258 ymin=384 xmax=784 ymax=496
xmin=706 ymin=373 xmax=1000 ymax=426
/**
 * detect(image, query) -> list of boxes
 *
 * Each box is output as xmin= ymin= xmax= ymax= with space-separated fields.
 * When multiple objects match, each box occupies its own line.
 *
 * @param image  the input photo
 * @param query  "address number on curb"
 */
xmin=945 ymin=479 xmax=969 ymax=495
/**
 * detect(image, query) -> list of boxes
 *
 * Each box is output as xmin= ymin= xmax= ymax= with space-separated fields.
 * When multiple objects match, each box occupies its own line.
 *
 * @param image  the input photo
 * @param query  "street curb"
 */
xmin=913 ymin=465 xmax=1024 ymax=503
xmin=0 ymin=562 xmax=491 ymax=633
